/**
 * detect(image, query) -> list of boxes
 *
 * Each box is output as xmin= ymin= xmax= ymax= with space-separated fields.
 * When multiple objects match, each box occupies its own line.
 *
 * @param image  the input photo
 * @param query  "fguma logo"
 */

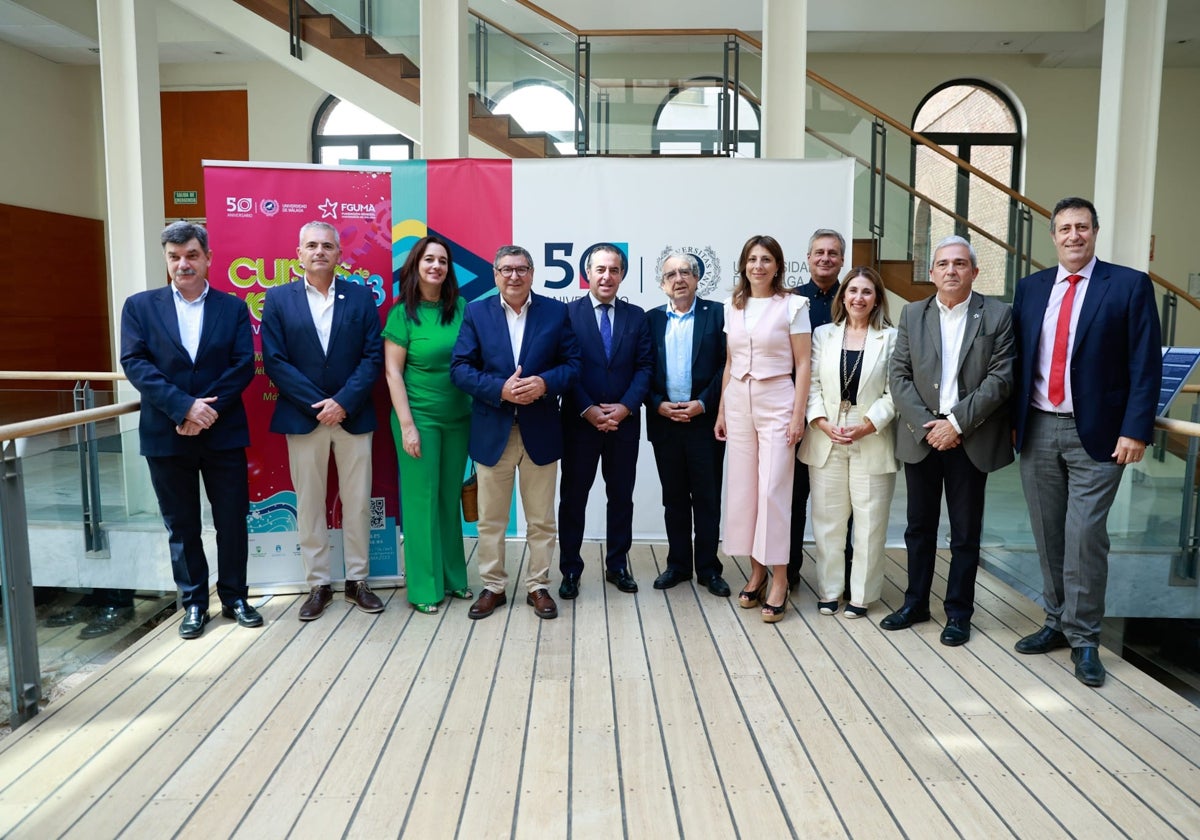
xmin=318 ymin=198 xmax=375 ymax=221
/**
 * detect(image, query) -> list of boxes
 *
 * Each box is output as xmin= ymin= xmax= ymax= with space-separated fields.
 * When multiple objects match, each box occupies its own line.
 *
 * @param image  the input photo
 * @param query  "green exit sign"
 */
xmin=174 ymin=190 xmax=198 ymax=205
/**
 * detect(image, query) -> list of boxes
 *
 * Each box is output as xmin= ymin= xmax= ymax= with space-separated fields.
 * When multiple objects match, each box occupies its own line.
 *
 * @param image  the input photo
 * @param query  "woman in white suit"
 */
xmin=798 ymin=267 xmax=897 ymax=618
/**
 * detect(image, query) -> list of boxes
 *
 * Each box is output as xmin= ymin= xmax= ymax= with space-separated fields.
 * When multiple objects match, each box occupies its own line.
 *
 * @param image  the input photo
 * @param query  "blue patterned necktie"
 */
xmin=600 ymin=303 xmax=613 ymax=358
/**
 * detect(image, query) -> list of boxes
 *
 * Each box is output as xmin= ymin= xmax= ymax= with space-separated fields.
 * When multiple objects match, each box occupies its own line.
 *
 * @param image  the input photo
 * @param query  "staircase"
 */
xmin=229 ymin=0 xmax=560 ymax=158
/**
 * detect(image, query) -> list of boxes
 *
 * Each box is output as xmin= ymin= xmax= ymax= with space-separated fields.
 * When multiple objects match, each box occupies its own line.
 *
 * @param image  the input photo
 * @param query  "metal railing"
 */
xmin=1 ymin=384 xmax=139 ymax=728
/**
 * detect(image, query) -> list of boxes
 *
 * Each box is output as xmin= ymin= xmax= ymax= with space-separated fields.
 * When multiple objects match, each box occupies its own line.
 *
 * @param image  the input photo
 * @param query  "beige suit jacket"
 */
xmin=798 ymin=322 xmax=899 ymax=475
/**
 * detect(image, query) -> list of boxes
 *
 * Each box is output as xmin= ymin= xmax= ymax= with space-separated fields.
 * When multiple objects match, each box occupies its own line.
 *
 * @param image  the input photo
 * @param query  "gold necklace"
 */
xmin=839 ymin=327 xmax=865 ymax=421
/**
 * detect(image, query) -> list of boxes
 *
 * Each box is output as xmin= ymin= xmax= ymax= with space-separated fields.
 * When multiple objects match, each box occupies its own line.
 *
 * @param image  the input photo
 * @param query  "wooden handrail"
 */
xmin=1156 ymin=415 xmax=1200 ymax=439
xmin=807 ymin=127 xmax=1036 ymax=265
xmin=509 ymin=0 xmax=579 ymax=35
xmin=0 ymin=400 xmax=140 ymax=442
xmin=0 ymin=371 xmax=126 ymax=382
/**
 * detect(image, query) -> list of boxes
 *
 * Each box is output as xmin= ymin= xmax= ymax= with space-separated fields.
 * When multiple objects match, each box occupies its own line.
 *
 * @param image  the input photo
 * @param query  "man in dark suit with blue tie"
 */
xmin=450 ymin=245 xmax=581 ymax=620
xmin=120 ymin=221 xmax=261 ymax=639
xmin=645 ymin=251 xmax=730 ymax=597
xmin=262 ymin=221 xmax=385 ymax=621
xmin=557 ymin=245 xmax=653 ymax=599
xmin=1012 ymin=197 xmax=1162 ymax=688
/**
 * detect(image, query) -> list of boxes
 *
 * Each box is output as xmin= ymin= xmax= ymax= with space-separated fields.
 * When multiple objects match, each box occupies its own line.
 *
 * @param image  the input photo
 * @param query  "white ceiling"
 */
xmin=0 ymin=0 xmax=1197 ymax=68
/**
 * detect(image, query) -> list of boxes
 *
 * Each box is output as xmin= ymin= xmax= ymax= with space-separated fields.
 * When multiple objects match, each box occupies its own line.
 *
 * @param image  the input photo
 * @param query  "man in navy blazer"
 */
xmin=645 ymin=251 xmax=730 ymax=597
xmin=450 ymin=245 xmax=581 ymax=621
xmin=557 ymin=244 xmax=653 ymax=599
xmin=120 ymin=221 xmax=261 ymax=639
xmin=1011 ymin=197 xmax=1162 ymax=688
xmin=261 ymin=221 xmax=385 ymax=621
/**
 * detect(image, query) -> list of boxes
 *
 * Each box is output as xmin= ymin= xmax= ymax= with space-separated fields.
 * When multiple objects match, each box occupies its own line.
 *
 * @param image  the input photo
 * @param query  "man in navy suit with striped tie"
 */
xmin=557 ymin=244 xmax=654 ymax=600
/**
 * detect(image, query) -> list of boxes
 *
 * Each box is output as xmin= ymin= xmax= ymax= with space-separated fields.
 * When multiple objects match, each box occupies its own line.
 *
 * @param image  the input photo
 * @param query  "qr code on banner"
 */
xmin=369 ymin=497 xmax=385 ymax=530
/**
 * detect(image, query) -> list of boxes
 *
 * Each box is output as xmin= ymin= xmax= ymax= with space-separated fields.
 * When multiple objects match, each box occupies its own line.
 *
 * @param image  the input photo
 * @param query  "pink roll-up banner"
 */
xmin=203 ymin=162 xmax=399 ymax=591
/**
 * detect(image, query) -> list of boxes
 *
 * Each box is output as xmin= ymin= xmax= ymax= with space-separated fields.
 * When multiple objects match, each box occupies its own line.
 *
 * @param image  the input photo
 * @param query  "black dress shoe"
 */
xmin=605 ymin=568 xmax=639 ymax=593
xmin=653 ymin=567 xmax=692 ymax=590
xmin=879 ymin=605 xmax=931 ymax=631
xmin=221 ymin=598 xmax=264 ymax=628
xmin=1072 ymin=647 xmax=1106 ymax=687
xmin=700 ymin=575 xmax=731 ymax=597
xmin=46 ymin=605 xmax=95 ymax=628
xmin=940 ymin=617 xmax=971 ymax=646
xmin=558 ymin=574 xmax=580 ymax=600
xmin=79 ymin=606 xmax=135 ymax=639
xmin=179 ymin=605 xmax=210 ymax=639
xmin=1015 ymin=626 xmax=1070 ymax=655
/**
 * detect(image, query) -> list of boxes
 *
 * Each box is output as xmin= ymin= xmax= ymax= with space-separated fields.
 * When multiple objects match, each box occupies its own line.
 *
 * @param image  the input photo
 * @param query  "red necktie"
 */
xmin=1048 ymin=274 xmax=1082 ymax=406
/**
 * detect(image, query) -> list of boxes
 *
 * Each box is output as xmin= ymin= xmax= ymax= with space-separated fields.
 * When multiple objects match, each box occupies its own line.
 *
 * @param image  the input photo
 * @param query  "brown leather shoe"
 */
xmin=299 ymin=585 xmax=333 ymax=621
xmin=345 ymin=579 xmax=384 ymax=613
xmin=526 ymin=588 xmax=558 ymax=620
xmin=468 ymin=588 xmax=507 ymax=620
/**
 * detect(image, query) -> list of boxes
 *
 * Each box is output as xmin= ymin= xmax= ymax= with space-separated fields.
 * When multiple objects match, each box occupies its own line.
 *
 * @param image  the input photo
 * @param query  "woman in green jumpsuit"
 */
xmin=383 ymin=235 xmax=472 ymax=613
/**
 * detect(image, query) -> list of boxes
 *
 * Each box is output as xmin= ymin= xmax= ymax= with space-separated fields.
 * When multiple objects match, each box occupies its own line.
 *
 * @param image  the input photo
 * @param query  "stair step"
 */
xmin=232 ymin=0 xmax=564 ymax=158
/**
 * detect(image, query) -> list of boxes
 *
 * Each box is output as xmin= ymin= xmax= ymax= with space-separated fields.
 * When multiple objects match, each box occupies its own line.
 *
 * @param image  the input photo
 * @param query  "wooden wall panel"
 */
xmin=161 ymin=90 xmax=250 ymax=220
xmin=0 ymin=204 xmax=112 ymax=423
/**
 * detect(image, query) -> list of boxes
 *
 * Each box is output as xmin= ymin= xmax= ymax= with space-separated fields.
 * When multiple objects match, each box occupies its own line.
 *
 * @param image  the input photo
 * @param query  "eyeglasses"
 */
xmin=496 ymin=265 xmax=532 ymax=278
xmin=663 ymin=268 xmax=695 ymax=281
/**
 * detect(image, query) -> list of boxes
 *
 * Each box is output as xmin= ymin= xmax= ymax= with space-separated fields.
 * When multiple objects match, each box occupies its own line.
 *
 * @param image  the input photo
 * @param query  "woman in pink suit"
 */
xmin=715 ymin=235 xmax=811 ymax=622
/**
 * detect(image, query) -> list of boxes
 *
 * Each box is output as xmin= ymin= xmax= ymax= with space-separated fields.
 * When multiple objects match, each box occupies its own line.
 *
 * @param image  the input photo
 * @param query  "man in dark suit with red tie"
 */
xmin=645 ymin=251 xmax=730 ymax=597
xmin=120 ymin=221 xmax=261 ymax=639
xmin=557 ymin=244 xmax=654 ymax=600
xmin=1011 ymin=197 xmax=1162 ymax=688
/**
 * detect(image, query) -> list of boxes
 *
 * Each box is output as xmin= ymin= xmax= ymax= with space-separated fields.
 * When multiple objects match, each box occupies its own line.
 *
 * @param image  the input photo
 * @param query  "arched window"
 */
xmin=911 ymin=80 xmax=1022 ymax=294
xmin=311 ymin=95 xmax=414 ymax=164
xmin=492 ymin=81 xmax=580 ymax=156
xmin=652 ymin=77 xmax=760 ymax=157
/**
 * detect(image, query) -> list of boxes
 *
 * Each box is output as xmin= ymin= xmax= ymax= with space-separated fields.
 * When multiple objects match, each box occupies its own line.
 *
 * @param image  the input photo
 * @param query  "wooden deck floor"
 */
xmin=1 ymin=541 xmax=1198 ymax=839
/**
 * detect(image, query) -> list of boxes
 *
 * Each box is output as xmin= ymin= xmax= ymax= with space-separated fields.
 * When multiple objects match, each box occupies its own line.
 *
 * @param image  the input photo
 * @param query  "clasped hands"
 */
xmin=313 ymin=397 xmax=347 ymax=427
xmin=176 ymin=396 xmax=218 ymax=436
xmin=501 ymin=365 xmax=547 ymax=405
xmin=586 ymin=403 xmax=630 ymax=432
xmin=815 ymin=416 xmax=876 ymax=445
xmin=923 ymin=417 xmax=961 ymax=450
xmin=657 ymin=400 xmax=703 ymax=423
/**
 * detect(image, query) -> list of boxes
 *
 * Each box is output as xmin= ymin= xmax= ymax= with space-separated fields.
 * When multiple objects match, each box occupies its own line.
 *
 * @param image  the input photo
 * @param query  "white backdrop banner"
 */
xmin=499 ymin=158 xmax=855 ymax=540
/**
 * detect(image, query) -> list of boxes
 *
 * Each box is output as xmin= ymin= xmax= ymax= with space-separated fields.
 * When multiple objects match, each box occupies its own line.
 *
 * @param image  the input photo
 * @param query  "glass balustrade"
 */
xmin=469 ymin=1 xmax=580 ymax=154
xmin=2 ymin=411 xmax=176 ymax=727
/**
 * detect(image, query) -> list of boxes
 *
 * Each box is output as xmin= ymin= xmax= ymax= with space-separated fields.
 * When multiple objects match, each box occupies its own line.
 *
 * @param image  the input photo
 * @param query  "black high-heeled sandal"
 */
xmin=737 ymin=579 xmax=767 ymax=609
xmin=761 ymin=599 xmax=787 ymax=623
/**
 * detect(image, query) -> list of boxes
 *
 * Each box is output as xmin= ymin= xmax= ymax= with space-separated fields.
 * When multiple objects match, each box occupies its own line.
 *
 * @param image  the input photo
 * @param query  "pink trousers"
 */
xmin=722 ymin=374 xmax=795 ymax=565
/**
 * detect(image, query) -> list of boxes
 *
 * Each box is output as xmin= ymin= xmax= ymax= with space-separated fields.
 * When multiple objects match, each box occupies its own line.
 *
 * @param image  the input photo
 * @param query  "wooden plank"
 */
xmin=279 ymin=591 xmax=450 ymax=834
xmin=633 ymin=545 xmax=732 ymax=837
xmin=5 ymin=598 xmax=292 ymax=838
xmin=445 ymin=542 xmax=541 ymax=838
xmin=115 ymin=593 xmax=378 ymax=837
xmin=679 ymin=552 xmax=827 ymax=836
xmin=0 ymin=540 xmax=1196 ymax=839
xmin=605 ymin=545 xmax=675 ymax=839
xmin=556 ymin=543 xmax=621 ymax=840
